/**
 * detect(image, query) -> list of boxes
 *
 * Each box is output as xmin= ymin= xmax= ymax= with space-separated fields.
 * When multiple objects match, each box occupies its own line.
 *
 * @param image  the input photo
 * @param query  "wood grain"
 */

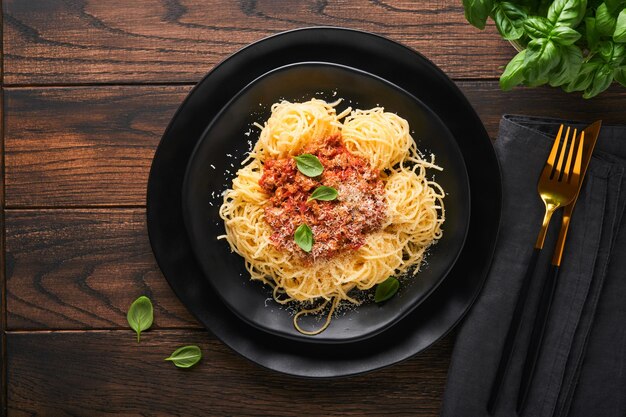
xmin=1 ymin=85 xmax=7 ymax=416
xmin=5 ymin=83 xmax=626 ymax=208
xmin=6 ymin=330 xmax=453 ymax=416
xmin=5 ymin=209 xmax=198 ymax=330
xmin=3 ymin=85 xmax=190 ymax=207
xmin=3 ymin=0 xmax=511 ymax=85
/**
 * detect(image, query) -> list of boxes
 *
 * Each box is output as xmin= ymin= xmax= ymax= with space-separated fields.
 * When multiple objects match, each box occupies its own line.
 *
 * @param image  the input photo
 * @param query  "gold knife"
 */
xmin=517 ymin=120 xmax=602 ymax=413
xmin=552 ymin=120 xmax=602 ymax=266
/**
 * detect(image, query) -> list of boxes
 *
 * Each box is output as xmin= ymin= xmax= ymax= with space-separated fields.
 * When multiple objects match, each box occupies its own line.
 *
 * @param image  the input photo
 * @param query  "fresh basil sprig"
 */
xmin=307 ymin=185 xmax=338 ymax=202
xmin=463 ymin=0 xmax=626 ymax=98
xmin=294 ymin=223 xmax=313 ymax=252
xmin=294 ymin=154 xmax=323 ymax=177
xmin=127 ymin=295 xmax=154 ymax=342
xmin=374 ymin=277 xmax=400 ymax=303
xmin=165 ymin=345 xmax=202 ymax=368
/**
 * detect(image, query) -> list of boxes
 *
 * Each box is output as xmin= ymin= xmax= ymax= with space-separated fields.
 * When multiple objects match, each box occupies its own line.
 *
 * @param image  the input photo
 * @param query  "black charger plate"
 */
xmin=147 ymin=27 xmax=501 ymax=377
xmin=182 ymin=61 xmax=471 ymax=343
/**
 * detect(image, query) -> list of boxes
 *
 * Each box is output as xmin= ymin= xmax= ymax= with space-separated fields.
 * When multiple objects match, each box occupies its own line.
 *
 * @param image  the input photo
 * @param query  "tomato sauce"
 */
xmin=259 ymin=135 xmax=387 ymax=260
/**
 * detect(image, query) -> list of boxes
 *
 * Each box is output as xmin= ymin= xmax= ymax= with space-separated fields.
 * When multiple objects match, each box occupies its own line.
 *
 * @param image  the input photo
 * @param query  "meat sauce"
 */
xmin=259 ymin=135 xmax=387 ymax=260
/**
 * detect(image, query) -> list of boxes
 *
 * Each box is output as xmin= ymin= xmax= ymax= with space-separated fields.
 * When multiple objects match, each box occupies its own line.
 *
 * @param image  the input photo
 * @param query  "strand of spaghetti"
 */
xmin=293 ymin=297 xmax=340 ymax=336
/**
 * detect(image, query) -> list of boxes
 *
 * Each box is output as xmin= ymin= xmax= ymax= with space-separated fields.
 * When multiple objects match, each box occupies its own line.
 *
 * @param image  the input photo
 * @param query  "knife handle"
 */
xmin=486 ymin=248 xmax=541 ymax=414
xmin=517 ymin=264 xmax=560 ymax=413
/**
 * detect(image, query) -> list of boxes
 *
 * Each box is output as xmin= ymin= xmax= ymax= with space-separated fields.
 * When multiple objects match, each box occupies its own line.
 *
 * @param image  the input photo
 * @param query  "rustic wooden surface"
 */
xmin=2 ymin=1 xmax=626 ymax=416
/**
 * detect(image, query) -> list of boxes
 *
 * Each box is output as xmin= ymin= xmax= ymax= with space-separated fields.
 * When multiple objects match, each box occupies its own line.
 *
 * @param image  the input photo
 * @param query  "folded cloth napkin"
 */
xmin=441 ymin=115 xmax=626 ymax=417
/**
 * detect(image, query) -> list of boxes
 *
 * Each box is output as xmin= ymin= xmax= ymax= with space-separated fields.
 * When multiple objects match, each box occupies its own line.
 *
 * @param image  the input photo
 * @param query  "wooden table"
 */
xmin=1 ymin=1 xmax=625 ymax=415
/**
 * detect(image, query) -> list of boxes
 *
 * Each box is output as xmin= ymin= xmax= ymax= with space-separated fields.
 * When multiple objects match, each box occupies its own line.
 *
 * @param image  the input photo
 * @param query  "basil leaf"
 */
xmin=523 ymin=38 xmax=560 ymax=85
xmin=294 ymin=223 xmax=313 ymax=252
xmin=493 ymin=2 xmax=527 ymax=40
xmin=375 ymin=277 xmax=400 ymax=303
xmin=294 ymin=154 xmax=323 ymax=177
xmin=548 ymin=0 xmax=588 ymax=28
xmin=127 ymin=296 xmax=153 ymax=343
xmin=463 ymin=0 xmax=495 ymax=29
xmin=563 ymin=60 xmax=602 ymax=91
xmin=524 ymin=16 xmax=554 ymax=38
xmin=597 ymin=3 xmax=618 ymax=36
xmin=612 ymin=43 xmax=626 ymax=65
xmin=500 ymin=49 xmax=528 ymax=90
xmin=549 ymin=44 xmax=584 ymax=86
xmin=586 ymin=17 xmax=601 ymax=50
xmin=584 ymin=63 xmax=614 ymax=97
xmin=615 ymin=9 xmax=626 ymax=42
xmin=165 ymin=345 xmax=202 ymax=368
xmin=605 ymin=0 xmax=626 ymax=13
xmin=598 ymin=40 xmax=616 ymax=62
xmin=614 ymin=65 xmax=626 ymax=86
xmin=550 ymin=26 xmax=582 ymax=44
xmin=307 ymin=185 xmax=338 ymax=202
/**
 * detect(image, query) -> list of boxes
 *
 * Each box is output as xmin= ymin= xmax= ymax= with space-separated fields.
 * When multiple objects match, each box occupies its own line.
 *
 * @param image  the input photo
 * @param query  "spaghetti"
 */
xmin=219 ymin=98 xmax=445 ymax=335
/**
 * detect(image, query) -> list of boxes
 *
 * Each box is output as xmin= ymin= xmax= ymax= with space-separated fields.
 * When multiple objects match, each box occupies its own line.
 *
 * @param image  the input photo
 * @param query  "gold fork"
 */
xmin=487 ymin=125 xmax=584 ymax=414
xmin=534 ymin=125 xmax=584 ymax=251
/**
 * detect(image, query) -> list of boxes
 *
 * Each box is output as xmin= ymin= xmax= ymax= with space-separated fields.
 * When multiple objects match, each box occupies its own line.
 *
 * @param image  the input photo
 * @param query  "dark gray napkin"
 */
xmin=441 ymin=115 xmax=626 ymax=417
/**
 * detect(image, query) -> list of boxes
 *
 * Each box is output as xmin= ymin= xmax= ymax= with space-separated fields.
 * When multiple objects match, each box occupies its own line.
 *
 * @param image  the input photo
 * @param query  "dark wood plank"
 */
xmin=6 ymin=330 xmax=452 ymax=416
xmin=4 ymin=85 xmax=190 ymax=207
xmin=5 ymin=83 xmax=626 ymax=208
xmin=457 ymin=82 xmax=626 ymax=134
xmin=2 ymin=0 xmax=510 ymax=85
xmin=5 ymin=209 xmax=198 ymax=330
xmin=1 ymin=85 xmax=7 ymax=415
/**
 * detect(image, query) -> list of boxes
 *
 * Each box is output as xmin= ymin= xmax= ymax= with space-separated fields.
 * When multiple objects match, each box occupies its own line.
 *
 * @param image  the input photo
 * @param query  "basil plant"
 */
xmin=463 ymin=0 xmax=626 ymax=98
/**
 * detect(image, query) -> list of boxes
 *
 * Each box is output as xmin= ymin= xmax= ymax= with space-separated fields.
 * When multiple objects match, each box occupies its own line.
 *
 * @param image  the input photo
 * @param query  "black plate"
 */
xmin=147 ymin=27 xmax=501 ymax=377
xmin=182 ymin=62 xmax=471 ymax=343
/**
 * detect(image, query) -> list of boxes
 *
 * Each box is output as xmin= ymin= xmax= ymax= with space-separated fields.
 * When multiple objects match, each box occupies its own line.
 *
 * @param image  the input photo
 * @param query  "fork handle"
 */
xmin=486 ymin=248 xmax=541 ymax=414
xmin=517 ymin=264 xmax=560 ymax=413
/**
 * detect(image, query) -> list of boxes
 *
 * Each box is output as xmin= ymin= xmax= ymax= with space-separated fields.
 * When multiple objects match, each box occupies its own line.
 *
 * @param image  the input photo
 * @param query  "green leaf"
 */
xmin=523 ymin=38 xmax=560 ymax=85
xmin=127 ymin=296 xmax=153 ymax=343
xmin=500 ymin=49 xmax=528 ymax=89
xmin=294 ymin=154 xmax=323 ymax=177
xmin=605 ymin=0 xmax=626 ymax=13
xmin=563 ymin=60 xmax=602 ymax=91
xmin=524 ymin=16 xmax=554 ymax=38
xmin=549 ymin=44 xmax=584 ymax=85
xmin=374 ymin=277 xmax=400 ymax=303
xmin=598 ymin=40 xmax=616 ymax=61
xmin=550 ymin=26 xmax=582 ymax=44
xmin=548 ymin=0 xmax=588 ymax=27
xmin=614 ymin=65 xmax=626 ymax=85
xmin=307 ymin=185 xmax=338 ymax=202
xmin=463 ymin=0 xmax=495 ymax=29
xmin=493 ymin=2 xmax=528 ymax=40
xmin=596 ymin=3 xmax=618 ymax=36
xmin=583 ymin=63 xmax=615 ymax=97
xmin=586 ymin=17 xmax=601 ymax=50
xmin=615 ymin=9 xmax=626 ymax=42
xmin=612 ymin=43 xmax=626 ymax=64
xmin=294 ymin=223 xmax=313 ymax=252
xmin=165 ymin=345 xmax=202 ymax=368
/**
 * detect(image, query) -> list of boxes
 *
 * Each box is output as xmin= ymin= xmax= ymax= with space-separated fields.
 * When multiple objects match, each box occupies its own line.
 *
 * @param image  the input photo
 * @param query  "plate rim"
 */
xmin=146 ymin=26 xmax=502 ymax=378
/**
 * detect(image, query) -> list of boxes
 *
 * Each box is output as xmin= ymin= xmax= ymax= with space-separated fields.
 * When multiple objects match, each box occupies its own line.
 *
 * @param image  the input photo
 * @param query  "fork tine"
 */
xmin=554 ymin=126 xmax=571 ymax=179
xmin=570 ymin=131 xmax=584 ymax=185
xmin=547 ymin=125 xmax=563 ymax=167
xmin=562 ymin=128 xmax=577 ymax=183
xmin=541 ymin=125 xmax=563 ymax=179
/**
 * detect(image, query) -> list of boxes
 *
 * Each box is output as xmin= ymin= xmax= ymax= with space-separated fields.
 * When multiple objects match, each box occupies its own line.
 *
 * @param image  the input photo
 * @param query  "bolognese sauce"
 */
xmin=259 ymin=135 xmax=387 ymax=259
